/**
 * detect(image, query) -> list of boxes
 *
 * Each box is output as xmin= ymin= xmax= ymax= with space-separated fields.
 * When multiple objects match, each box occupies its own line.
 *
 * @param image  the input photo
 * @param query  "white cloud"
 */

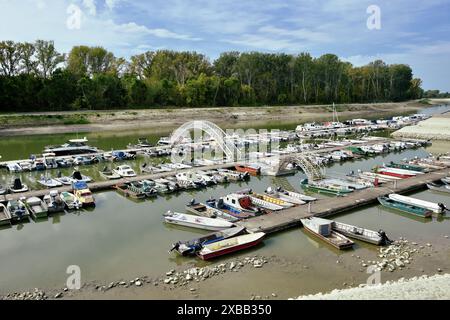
xmin=82 ymin=0 xmax=96 ymax=16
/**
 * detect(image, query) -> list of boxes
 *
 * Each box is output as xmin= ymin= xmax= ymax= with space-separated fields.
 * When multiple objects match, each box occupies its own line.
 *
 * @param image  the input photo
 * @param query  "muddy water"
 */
xmin=0 ymin=144 xmax=449 ymax=295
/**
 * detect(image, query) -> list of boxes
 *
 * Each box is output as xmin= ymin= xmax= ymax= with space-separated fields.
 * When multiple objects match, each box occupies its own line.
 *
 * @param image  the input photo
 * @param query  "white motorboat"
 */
xmin=9 ymin=178 xmax=29 ymax=193
xmin=388 ymin=194 xmax=446 ymax=214
xmin=25 ymin=197 xmax=48 ymax=219
xmin=43 ymin=190 xmax=66 ymax=213
xmin=176 ymin=172 xmax=206 ymax=188
xmin=163 ymin=211 xmax=234 ymax=231
xmin=44 ymin=137 xmax=99 ymax=156
xmin=55 ymin=176 xmax=74 ymax=186
xmin=71 ymin=171 xmax=93 ymax=183
xmin=264 ymin=187 xmax=306 ymax=205
xmin=60 ymin=191 xmax=81 ymax=210
xmin=19 ymin=161 xmax=33 ymax=171
xmin=7 ymin=200 xmax=30 ymax=221
xmin=113 ymin=165 xmax=137 ymax=178
xmin=37 ymin=176 xmax=63 ymax=188
xmin=6 ymin=163 xmax=22 ymax=173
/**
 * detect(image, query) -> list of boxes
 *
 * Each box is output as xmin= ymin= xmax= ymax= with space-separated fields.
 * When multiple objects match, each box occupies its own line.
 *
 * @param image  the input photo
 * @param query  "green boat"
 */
xmin=300 ymin=179 xmax=353 ymax=196
xmin=346 ymin=146 xmax=367 ymax=156
xmin=385 ymin=161 xmax=425 ymax=172
xmin=377 ymin=196 xmax=432 ymax=218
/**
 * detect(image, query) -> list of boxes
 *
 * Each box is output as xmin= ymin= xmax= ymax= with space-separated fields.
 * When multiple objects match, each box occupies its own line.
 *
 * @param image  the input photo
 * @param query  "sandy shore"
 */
xmin=393 ymin=112 xmax=450 ymax=140
xmin=0 ymin=101 xmax=429 ymax=136
xmin=296 ymin=273 xmax=450 ymax=300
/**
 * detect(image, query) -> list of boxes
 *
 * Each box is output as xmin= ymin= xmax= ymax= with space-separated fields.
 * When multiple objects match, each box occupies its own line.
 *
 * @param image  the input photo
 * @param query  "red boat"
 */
xmin=376 ymin=167 xmax=419 ymax=179
xmin=235 ymin=164 xmax=261 ymax=176
xmin=197 ymin=232 xmax=265 ymax=260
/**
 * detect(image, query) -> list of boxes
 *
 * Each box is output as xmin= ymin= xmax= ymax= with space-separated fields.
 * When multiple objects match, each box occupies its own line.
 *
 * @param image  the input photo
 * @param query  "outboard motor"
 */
xmin=73 ymin=171 xmax=83 ymax=181
xmin=190 ymin=199 xmax=196 ymax=205
xmin=378 ymin=230 xmax=393 ymax=246
xmin=13 ymin=178 xmax=23 ymax=190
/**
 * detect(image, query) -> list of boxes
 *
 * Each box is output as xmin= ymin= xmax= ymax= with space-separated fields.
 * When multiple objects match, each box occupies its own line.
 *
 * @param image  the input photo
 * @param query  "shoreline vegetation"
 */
xmin=0 ymin=100 xmax=435 ymax=136
xmin=1 ymin=40 xmax=425 ymax=114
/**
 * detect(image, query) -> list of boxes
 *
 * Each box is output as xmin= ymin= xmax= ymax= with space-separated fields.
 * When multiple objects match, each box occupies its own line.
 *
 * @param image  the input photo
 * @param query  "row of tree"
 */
xmin=0 ymin=40 xmax=423 ymax=112
xmin=422 ymin=90 xmax=450 ymax=99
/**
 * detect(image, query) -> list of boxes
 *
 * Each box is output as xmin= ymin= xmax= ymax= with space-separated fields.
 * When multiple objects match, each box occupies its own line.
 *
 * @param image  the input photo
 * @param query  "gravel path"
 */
xmin=296 ymin=274 xmax=450 ymax=300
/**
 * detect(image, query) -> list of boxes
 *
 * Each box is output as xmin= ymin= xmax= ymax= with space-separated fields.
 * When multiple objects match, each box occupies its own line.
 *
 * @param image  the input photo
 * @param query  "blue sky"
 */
xmin=0 ymin=0 xmax=449 ymax=90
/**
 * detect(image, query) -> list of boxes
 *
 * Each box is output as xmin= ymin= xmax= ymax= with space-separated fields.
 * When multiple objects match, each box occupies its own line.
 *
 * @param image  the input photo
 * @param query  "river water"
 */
xmin=0 ymin=106 xmax=449 ymax=295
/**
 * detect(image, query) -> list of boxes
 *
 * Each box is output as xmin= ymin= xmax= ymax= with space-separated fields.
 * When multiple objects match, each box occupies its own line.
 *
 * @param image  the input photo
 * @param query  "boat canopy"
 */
xmin=73 ymin=181 xmax=88 ymax=190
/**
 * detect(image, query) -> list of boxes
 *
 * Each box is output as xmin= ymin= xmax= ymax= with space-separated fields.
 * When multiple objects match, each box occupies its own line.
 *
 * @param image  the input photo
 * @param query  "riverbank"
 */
xmin=0 ymin=100 xmax=429 ymax=136
xmin=296 ymin=273 xmax=450 ymax=300
xmin=393 ymin=112 xmax=450 ymax=140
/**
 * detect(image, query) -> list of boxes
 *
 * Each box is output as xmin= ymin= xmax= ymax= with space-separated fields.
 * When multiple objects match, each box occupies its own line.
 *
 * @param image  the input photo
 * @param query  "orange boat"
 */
xmin=235 ymin=164 xmax=261 ymax=176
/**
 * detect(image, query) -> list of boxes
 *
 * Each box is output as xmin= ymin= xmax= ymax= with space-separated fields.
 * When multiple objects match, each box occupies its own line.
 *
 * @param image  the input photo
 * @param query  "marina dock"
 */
xmin=237 ymin=168 xmax=450 ymax=234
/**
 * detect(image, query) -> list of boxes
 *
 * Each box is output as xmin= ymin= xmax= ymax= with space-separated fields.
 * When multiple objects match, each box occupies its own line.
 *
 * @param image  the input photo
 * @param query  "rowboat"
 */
xmin=388 ymin=194 xmax=446 ymax=214
xmin=329 ymin=219 xmax=390 ymax=245
xmin=170 ymin=226 xmax=247 ymax=256
xmin=163 ymin=211 xmax=235 ymax=231
xmin=235 ymin=164 xmax=261 ymax=176
xmin=0 ymin=203 xmax=12 ymax=226
xmin=186 ymin=201 xmax=239 ymax=222
xmin=264 ymin=187 xmax=306 ymax=205
xmin=300 ymin=218 xmax=354 ymax=250
xmin=60 ymin=191 xmax=81 ymax=210
xmin=99 ymin=167 xmax=121 ymax=180
xmin=385 ymin=161 xmax=425 ymax=172
xmin=197 ymin=232 xmax=266 ymax=260
xmin=300 ymin=179 xmax=353 ymax=196
xmin=25 ymin=197 xmax=48 ymax=219
xmin=427 ymin=182 xmax=450 ymax=194
xmin=378 ymin=196 xmax=433 ymax=218
xmin=7 ymin=200 xmax=30 ymax=222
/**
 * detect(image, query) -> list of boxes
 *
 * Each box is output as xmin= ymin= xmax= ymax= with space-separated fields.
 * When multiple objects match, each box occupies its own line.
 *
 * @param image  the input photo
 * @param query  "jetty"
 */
xmin=237 ymin=168 xmax=450 ymax=234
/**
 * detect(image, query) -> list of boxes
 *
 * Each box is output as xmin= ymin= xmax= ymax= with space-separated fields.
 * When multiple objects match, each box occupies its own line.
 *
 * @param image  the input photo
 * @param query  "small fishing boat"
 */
xmin=385 ymin=161 xmax=425 ymax=172
xmin=37 ymin=176 xmax=63 ymax=188
xmin=250 ymin=193 xmax=294 ymax=209
xmin=73 ymin=156 xmax=94 ymax=166
xmin=7 ymin=200 xmax=30 ymax=222
xmin=56 ymin=158 xmax=72 ymax=168
xmin=170 ymin=226 xmax=247 ymax=256
xmin=19 ymin=161 xmax=33 ymax=171
xmin=43 ymin=190 xmax=66 ymax=214
xmin=300 ymin=179 xmax=353 ymax=196
xmin=164 ymin=211 xmax=235 ymax=231
xmin=71 ymin=171 xmax=92 ymax=183
xmin=329 ymin=219 xmax=391 ymax=245
xmin=73 ymin=181 xmax=95 ymax=207
xmin=264 ymin=187 xmax=306 ymax=205
xmin=273 ymin=187 xmax=317 ymax=202
xmin=376 ymin=167 xmax=422 ymax=179
xmin=205 ymin=199 xmax=255 ymax=219
xmin=186 ymin=200 xmax=239 ymax=223
xmin=111 ymin=151 xmax=136 ymax=161
xmin=9 ymin=178 xmax=29 ymax=193
xmin=43 ymin=153 xmax=58 ymax=169
xmin=200 ymin=170 xmax=229 ymax=184
xmin=216 ymin=169 xmax=249 ymax=181
xmin=113 ymin=165 xmax=137 ymax=178
xmin=60 ymin=191 xmax=81 ymax=210
xmin=114 ymin=184 xmax=146 ymax=199
xmin=388 ymin=194 xmax=446 ymax=214
xmin=176 ymin=172 xmax=207 ymax=188
xmin=0 ymin=185 xmax=7 ymax=195
xmin=300 ymin=217 xmax=354 ymax=250
xmin=32 ymin=160 xmax=46 ymax=171
xmin=427 ymin=182 xmax=450 ymax=194
xmin=197 ymin=232 xmax=266 ymax=260
xmin=55 ymin=175 xmax=74 ymax=186
xmin=99 ymin=167 xmax=121 ymax=180
xmin=129 ymin=181 xmax=158 ymax=198
xmin=235 ymin=164 xmax=261 ymax=176
xmin=0 ymin=203 xmax=12 ymax=226
xmin=6 ymin=163 xmax=23 ymax=173
xmin=222 ymin=194 xmax=263 ymax=215
xmin=378 ymin=196 xmax=433 ymax=218
xmin=25 ymin=197 xmax=48 ymax=219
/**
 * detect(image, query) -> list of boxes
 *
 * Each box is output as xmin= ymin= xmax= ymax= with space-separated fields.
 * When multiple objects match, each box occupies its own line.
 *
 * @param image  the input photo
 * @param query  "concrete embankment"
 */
xmin=296 ymin=274 xmax=450 ymax=300
xmin=393 ymin=113 xmax=450 ymax=140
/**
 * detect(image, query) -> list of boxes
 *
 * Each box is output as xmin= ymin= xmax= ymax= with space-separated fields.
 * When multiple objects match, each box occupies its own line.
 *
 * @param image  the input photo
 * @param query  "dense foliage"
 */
xmin=422 ymin=90 xmax=450 ymax=98
xmin=0 ymin=40 xmax=423 ymax=112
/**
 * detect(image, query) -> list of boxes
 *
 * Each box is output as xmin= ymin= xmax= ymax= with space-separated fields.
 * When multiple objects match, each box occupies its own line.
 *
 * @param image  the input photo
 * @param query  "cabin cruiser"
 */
xmin=44 ymin=138 xmax=99 ymax=156
xmin=113 ymin=165 xmax=137 ymax=178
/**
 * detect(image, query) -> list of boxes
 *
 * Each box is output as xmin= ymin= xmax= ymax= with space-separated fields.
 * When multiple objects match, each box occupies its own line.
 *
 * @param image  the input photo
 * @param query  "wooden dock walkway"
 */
xmin=237 ymin=168 xmax=450 ymax=234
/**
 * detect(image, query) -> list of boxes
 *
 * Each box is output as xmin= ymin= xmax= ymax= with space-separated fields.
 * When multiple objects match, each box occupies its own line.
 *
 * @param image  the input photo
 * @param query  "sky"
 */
xmin=0 ymin=0 xmax=449 ymax=91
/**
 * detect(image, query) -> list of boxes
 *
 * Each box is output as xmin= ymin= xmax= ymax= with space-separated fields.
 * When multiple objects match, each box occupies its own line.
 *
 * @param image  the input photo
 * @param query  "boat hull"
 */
xmin=197 ymin=234 xmax=265 ymax=260
xmin=378 ymin=196 xmax=432 ymax=218
xmin=302 ymin=225 xmax=354 ymax=250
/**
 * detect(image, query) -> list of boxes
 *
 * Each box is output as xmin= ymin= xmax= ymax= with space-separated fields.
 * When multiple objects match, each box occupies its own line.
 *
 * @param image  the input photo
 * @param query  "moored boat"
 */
xmin=37 ymin=176 xmax=63 ymax=188
xmin=9 ymin=178 xmax=29 ymax=193
xmin=388 ymin=194 xmax=446 ymax=214
xmin=377 ymin=196 xmax=432 ymax=218
xmin=114 ymin=183 xmax=146 ymax=199
xmin=376 ymin=167 xmax=422 ymax=179
xmin=170 ymin=226 xmax=247 ymax=256
xmin=99 ymin=167 xmax=121 ymax=180
xmin=197 ymin=232 xmax=266 ymax=260
xmin=7 ymin=200 xmax=30 ymax=222
xmin=300 ymin=217 xmax=354 ymax=250
xmin=186 ymin=200 xmax=239 ymax=222
xmin=0 ymin=203 xmax=12 ymax=226
xmin=235 ymin=164 xmax=261 ymax=176
xmin=427 ymin=182 xmax=450 ymax=194
xmin=300 ymin=179 xmax=353 ymax=196
xmin=25 ymin=197 xmax=48 ymax=219
xmin=60 ymin=191 xmax=81 ymax=210
xmin=330 ymin=220 xmax=391 ymax=245
xmin=264 ymin=187 xmax=306 ymax=205
xmin=73 ymin=181 xmax=95 ymax=207
xmin=44 ymin=138 xmax=99 ymax=156
xmin=163 ymin=211 xmax=235 ymax=231
xmin=43 ymin=190 xmax=66 ymax=214
xmin=385 ymin=161 xmax=425 ymax=172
